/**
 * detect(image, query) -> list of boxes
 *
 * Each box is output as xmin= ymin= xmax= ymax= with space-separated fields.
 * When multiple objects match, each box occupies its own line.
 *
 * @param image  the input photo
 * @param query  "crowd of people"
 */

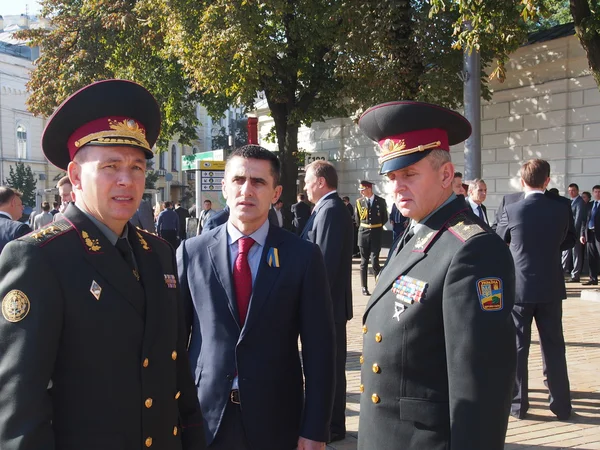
xmin=0 ymin=80 xmax=583 ymax=450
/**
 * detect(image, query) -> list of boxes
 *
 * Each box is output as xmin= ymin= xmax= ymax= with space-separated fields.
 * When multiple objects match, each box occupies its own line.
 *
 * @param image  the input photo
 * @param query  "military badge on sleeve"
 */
xmin=2 ymin=290 xmax=30 ymax=322
xmin=476 ymin=278 xmax=503 ymax=311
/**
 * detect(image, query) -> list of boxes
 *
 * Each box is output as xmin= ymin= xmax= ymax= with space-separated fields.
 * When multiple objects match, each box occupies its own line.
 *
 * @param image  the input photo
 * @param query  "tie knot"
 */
xmin=238 ymin=237 xmax=255 ymax=254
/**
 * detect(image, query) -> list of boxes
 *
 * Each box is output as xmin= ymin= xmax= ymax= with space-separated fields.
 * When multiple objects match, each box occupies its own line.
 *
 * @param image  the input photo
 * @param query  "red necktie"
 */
xmin=234 ymin=237 xmax=254 ymax=326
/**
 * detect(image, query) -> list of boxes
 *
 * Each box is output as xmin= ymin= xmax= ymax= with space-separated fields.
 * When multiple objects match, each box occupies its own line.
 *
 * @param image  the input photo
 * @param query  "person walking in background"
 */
xmin=302 ymin=160 xmax=353 ymax=443
xmin=175 ymin=202 xmax=191 ymax=241
xmin=355 ymin=180 xmax=388 ymax=296
xmin=582 ymin=185 xmax=600 ymax=285
xmin=291 ymin=193 xmax=311 ymax=235
xmin=497 ymin=158 xmax=572 ymax=421
xmin=33 ymin=201 xmax=53 ymax=230
xmin=343 ymin=196 xmax=360 ymax=257
xmin=198 ymin=199 xmax=217 ymax=232
xmin=157 ymin=201 xmax=180 ymax=248
xmin=467 ymin=178 xmax=489 ymax=225
xmin=0 ymin=187 xmax=31 ymax=255
xmin=563 ymin=183 xmax=586 ymax=283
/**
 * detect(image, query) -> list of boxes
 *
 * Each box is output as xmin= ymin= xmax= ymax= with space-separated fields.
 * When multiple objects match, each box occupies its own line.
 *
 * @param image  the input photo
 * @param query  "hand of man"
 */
xmin=581 ymin=236 xmax=587 ymax=245
xmin=297 ymin=437 xmax=325 ymax=450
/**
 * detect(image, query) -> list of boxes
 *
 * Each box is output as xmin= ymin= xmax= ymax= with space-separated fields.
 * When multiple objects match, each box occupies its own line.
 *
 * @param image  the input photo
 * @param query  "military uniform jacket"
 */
xmin=0 ymin=205 xmax=205 ymax=450
xmin=358 ymin=197 xmax=516 ymax=450
xmin=355 ymin=195 xmax=388 ymax=232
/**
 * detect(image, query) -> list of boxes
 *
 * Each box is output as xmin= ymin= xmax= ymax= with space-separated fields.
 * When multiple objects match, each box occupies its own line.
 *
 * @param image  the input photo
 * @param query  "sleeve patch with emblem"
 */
xmin=476 ymin=278 xmax=503 ymax=311
xmin=2 ymin=290 xmax=30 ymax=322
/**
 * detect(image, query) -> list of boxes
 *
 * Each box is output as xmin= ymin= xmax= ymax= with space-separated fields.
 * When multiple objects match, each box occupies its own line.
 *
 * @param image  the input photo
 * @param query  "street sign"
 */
xmin=304 ymin=151 xmax=329 ymax=166
xmin=182 ymin=150 xmax=225 ymax=171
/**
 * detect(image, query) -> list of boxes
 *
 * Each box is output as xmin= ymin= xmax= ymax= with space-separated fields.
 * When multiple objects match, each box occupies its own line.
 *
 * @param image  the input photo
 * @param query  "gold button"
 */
xmin=173 ymin=426 xmax=178 ymax=436
xmin=143 ymin=358 xmax=149 ymax=368
xmin=372 ymin=363 xmax=380 ymax=373
xmin=175 ymin=391 xmax=181 ymax=400
xmin=375 ymin=333 xmax=382 ymax=343
xmin=145 ymin=437 xmax=153 ymax=447
xmin=359 ymin=384 xmax=364 ymax=393
xmin=362 ymin=325 xmax=368 ymax=334
xmin=145 ymin=398 xmax=153 ymax=408
xmin=372 ymin=393 xmax=380 ymax=404
xmin=359 ymin=355 xmax=364 ymax=364
xmin=171 ymin=351 xmax=177 ymax=361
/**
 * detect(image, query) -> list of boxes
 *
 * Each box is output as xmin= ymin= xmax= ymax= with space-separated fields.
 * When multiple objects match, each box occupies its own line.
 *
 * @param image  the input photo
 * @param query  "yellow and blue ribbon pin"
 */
xmin=267 ymin=247 xmax=280 ymax=267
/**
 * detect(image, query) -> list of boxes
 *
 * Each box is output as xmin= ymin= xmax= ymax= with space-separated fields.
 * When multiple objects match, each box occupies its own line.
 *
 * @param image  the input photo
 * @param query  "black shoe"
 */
xmin=510 ymin=410 xmax=528 ymax=420
xmin=362 ymin=287 xmax=370 ymax=296
xmin=556 ymin=411 xmax=572 ymax=421
xmin=328 ymin=432 xmax=346 ymax=443
xmin=582 ymin=280 xmax=598 ymax=285
xmin=566 ymin=278 xmax=580 ymax=283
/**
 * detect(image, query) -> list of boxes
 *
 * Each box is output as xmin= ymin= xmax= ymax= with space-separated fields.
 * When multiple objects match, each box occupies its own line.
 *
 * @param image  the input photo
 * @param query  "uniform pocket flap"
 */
xmin=399 ymin=397 xmax=449 ymax=427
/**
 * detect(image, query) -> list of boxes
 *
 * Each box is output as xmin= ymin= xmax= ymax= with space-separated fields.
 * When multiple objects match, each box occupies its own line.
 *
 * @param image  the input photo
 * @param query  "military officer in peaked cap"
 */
xmin=357 ymin=101 xmax=516 ymax=450
xmin=0 ymin=80 xmax=206 ymax=450
xmin=355 ymin=180 xmax=388 ymax=296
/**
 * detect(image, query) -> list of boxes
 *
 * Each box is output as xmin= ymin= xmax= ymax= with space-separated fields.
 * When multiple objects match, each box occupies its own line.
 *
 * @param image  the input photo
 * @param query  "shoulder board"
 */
xmin=446 ymin=213 xmax=487 ymax=243
xmin=21 ymin=220 xmax=72 ymax=246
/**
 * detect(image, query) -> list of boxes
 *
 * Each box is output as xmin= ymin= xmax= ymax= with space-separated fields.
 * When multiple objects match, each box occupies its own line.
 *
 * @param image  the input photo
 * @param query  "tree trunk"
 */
xmin=571 ymin=0 xmax=600 ymax=87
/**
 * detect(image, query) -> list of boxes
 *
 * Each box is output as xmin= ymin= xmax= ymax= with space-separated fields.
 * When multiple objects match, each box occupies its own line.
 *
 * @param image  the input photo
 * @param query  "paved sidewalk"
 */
xmin=328 ymin=255 xmax=600 ymax=450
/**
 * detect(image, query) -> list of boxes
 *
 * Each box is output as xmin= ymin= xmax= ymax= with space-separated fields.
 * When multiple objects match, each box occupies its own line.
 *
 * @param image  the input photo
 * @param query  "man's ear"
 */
xmin=272 ymin=185 xmax=283 ymax=203
xmin=440 ymin=162 xmax=454 ymax=188
xmin=67 ymin=161 xmax=81 ymax=190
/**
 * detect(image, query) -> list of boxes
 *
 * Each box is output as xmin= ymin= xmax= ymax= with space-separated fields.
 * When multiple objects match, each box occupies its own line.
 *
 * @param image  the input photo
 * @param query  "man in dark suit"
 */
xmin=357 ymin=101 xmax=516 ymax=450
xmin=0 ymin=80 xmax=205 ymax=450
xmin=291 ymin=193 xmax=311 ymax=235
xmin=177 ymin=145 xmax=335 ymax=450
xmin=203 ymin=205 xmax=230 ymax=231
xmin=562 ymin=183 xmax=586 ymax=282
xmin=343 ymin=196 xmax=360 ymax=256
xmin=301 ymin=160 xmax=353 ymax=443
xmin=0 ymin=187 xmax=31 ymax=254
xmin=355 ymin=180 xmax=388 ymax=296
xmin=175 ymin=202 xmax=191 ymax=241
xmin=466 ymin=178 xmax=489 ymax=224
xmin=497 ymin=158 xmax=572 ymax=420
xmin=582 ymin=185 xmax=600 ymax=285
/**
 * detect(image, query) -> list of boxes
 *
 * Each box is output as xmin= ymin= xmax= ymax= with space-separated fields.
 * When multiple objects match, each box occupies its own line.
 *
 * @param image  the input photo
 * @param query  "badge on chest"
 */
xmin=391 ymin=275 xmax=428 ymax=320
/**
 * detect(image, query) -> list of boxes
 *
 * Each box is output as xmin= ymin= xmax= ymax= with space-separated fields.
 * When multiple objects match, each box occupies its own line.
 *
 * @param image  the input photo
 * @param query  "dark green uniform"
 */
xmin=0 ymin=205 xmax=205 ymax=450
xmin=355 ymin=195 xmax=388 ymax=288
xmin=358 ymin=198 xmax=516 ymax=450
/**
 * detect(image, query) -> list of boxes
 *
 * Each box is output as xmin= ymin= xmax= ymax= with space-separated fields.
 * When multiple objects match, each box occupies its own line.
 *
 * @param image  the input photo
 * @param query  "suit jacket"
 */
xmin=0 ymin=204 xmax=205 ymax=450
xmin=268 ymin=206 xmax=280 ymax=227
xmin=177 ymin=225 xmax=335 ymax=450
xmin=202 ymin=206 xmax=229 ymax=231
xmin=130 ymin=200 xmax=156 ymax=234
xmin=175 ymin=206 xmax=191 ymax=240
xmin=583 ymin=200 xmax=600 ymax=241
xmin=496 ymin=193 xmax=569 ymax=303
xmin=301 ymin=193 xmax=353 ymax=322
xmin=291 ymin=201 xmax=311 ymax=235
xmin=491 ymin=192 xmax=524 ymax=230
xmin=571 ymin=196 xmax=586 ymax=238
xmin=0 ymin=214 xmax=31 ymax=254
xmin=359 ymin=198 xmax=516 ymax=450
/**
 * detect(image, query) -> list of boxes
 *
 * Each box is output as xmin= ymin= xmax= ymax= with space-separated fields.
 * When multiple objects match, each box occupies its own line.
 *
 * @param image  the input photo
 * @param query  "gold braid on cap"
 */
xmin=74 ymin=119 xmax=151 ymax=150
xmin=378 ymin=139 xmax=442 ymax=164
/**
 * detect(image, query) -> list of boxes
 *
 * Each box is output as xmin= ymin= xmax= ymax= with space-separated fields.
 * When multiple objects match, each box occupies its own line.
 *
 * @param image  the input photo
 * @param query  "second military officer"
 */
xmin=357 ymin=101 xmax=516 ymax=450
xmin=355 ymin=180 xmax=388 ymax=296
xmin=0 ymin=80 xmax=206 ymax=450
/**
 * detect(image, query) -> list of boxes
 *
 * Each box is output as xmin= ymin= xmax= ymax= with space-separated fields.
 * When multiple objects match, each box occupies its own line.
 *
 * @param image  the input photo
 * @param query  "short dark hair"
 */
xmin=521 ymin=159 xmax=550 ymax=189
xmin=568 ymin=183 xmax=579 ymax=190
xmin=342 ymin=196 xmax=350 ymax=202
xmin=0 ymin=186 xmax=22 ymax=205
xmin=227 ymin=145 xmax=281 ymax=186
xmin=593 ymin=185 xmax=600 ymax=192
xmin=454 ymin=171 xmax=463 ymax=179
xmin=307 ymin=160 xmax=338 ymax=189
xmin=42 ymin=201 xmax=50 ymax=211
xmin=204 ymin=200 xmax=212 ymax=205
xmin=297 ymin=193 xmax=305 ymax=201
xmin=164 ymin=201 xmax=172 ymax=208
xmin=53 ymin=201 xmax=59 ymax=208
xmin=275 ymin=199 xmax=283 ymax=205
xmin=548 ymin=188 xmax=559 ymax=195
xmin=583 ymin=191 xmax=592 ymax=199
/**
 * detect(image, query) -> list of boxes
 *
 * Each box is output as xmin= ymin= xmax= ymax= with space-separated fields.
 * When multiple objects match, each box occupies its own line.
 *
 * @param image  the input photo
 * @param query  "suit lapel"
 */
xmin=241 ymin=226 xmax=285 ymax=339
xmin=64 ymin=205 xmax=145 ymax=317
xmin=207 ymin=226 xmax=240 ymax=327
xmin=301 ymin=212 xmax=316 ymax=239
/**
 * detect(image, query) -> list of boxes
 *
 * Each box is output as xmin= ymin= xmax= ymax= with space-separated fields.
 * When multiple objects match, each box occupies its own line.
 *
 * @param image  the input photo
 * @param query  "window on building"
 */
xmin=159 ymin=150 xmax=166 ymax=170
xmin=171 ymin=144 xmax=178 ymax=171
xmin=16 ymin=124 xmax=27 ymax=159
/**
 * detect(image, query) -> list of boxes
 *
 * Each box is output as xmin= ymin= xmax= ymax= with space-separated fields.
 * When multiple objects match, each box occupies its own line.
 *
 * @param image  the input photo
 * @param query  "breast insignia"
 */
xmin=446 ymin=213 xmax=486 ymax=242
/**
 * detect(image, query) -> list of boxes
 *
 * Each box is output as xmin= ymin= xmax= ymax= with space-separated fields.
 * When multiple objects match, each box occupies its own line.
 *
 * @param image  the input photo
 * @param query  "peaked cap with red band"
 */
xmin=42 ymin=79 xmax=161 ymax=170
xmin=358 ymin=101 xmax=471 ymax=175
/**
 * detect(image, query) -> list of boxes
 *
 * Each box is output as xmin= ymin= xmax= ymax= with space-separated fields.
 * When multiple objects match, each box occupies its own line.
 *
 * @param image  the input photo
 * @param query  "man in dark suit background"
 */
xmin=202 ymin=204 xmax=230 ymax=231
xmin=343 ymin=196 xmax=360 ymax=256
xmin=466 ymin=178 xmax=489 ymax=225
xmin=177 ymin=145 xmax=335 ymax=450
xmin=0 ymin=187 xmax=31 ymax=254
xmin=562 ymin=183 xmax=586 ymax=282
xmin=175 ymin=202 xmax=191 ymax=241
xmin=0 ymin=80 xmax=205 ymax=450
xmin=291 ymin=193 xmax=311 ymax=235
xmin=301 ymin=160 xmax=353 ymax=443
xmin=497 ymin=158 xmax=572 ymax=420
xmin=582 ymin=185 xmax=600 ymax=285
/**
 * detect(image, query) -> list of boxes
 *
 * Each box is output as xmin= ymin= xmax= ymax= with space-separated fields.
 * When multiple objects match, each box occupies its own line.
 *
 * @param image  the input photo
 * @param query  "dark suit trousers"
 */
xmin=359 ymin=228 xmax=382 ymax=288
xmin=511 ymin=302 xmax=571 ymax=418
xmin=587 ymin=230 xmax=600 ymax=282
xmin=331 ymin=321 xmax=347 ymax=435
xmin=208 ymin=401 xmax=251 ymax=450
xmin=159 ymin=229 xmax=179 ymax=250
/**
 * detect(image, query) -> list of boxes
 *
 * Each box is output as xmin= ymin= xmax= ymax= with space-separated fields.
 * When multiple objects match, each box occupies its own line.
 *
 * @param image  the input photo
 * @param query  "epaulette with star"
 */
xmin=446 ymin=213 xmax=486 ymax=242
xmin=21 ymin=220 xmax=73 ymax=246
